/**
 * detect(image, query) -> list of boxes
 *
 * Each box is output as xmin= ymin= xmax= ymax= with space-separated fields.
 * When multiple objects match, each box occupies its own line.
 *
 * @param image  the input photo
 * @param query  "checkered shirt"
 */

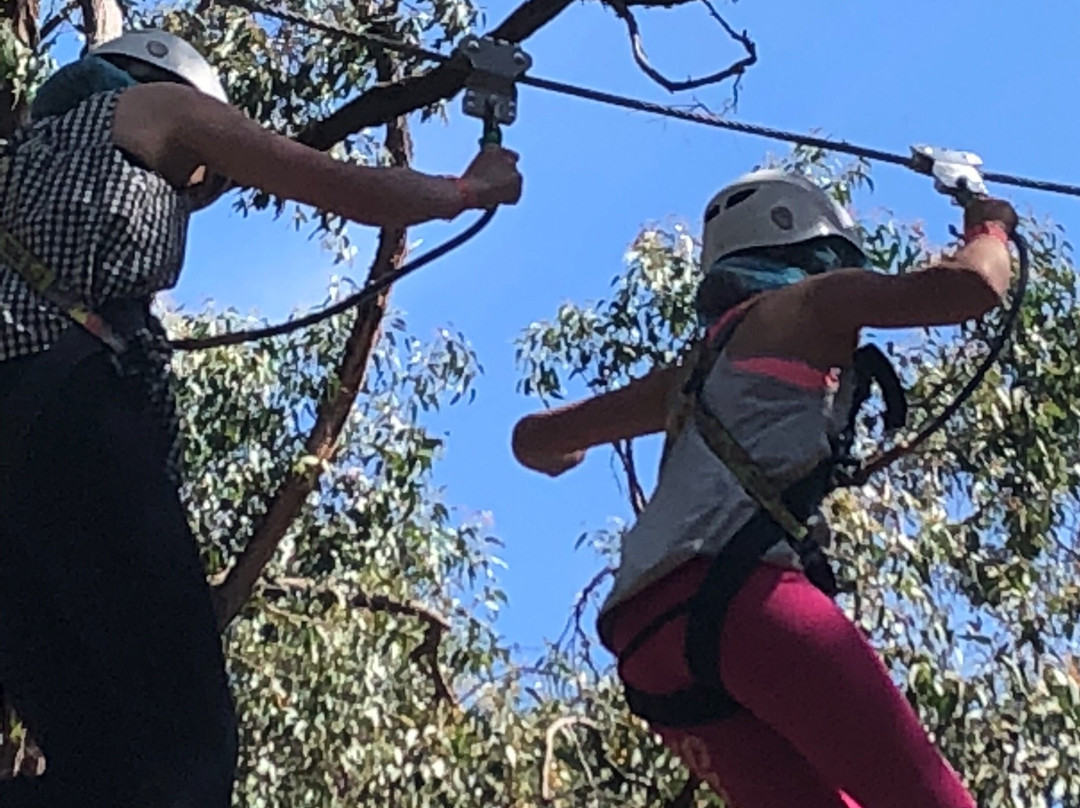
xmin=0 ymin=90 xmax=193 ymax=483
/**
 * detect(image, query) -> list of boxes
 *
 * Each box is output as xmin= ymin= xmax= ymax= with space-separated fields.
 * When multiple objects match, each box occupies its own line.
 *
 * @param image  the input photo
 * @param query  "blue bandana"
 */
xmin=31 ymin=55 xmax=137 ymax=122
xmin=709 ymin=255 xmax=809 ymax=292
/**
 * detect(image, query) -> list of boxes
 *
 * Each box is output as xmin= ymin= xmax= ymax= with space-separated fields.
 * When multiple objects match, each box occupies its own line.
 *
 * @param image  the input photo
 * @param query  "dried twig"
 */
xmin=541 ymin=714 xmax=654 ymax=802
xmin=550 ymin=566 xmax=615 ymax=684
xmin=39 ymin=0 xmax=78 ymax=40
xmin=613 ymin=438 xmax=647 ymax=515
xmin=606 ymin=0 xmax=756 ymax=94
xmin=555 ymin=567 xmax=615 ymax=651
xmin=541 ymin=716 xmax=603 ymax=802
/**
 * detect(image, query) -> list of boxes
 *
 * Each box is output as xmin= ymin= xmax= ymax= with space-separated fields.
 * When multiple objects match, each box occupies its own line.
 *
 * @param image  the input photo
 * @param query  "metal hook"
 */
xmin=457 ymin=35 xmax=533 ymax=148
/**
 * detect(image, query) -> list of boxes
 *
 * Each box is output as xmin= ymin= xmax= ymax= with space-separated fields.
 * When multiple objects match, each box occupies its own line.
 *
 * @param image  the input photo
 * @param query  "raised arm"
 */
xmin=112 ymin=83 xmax=522 ymax=229
xmin=806 ymin=198 xmax=1018 ymax=332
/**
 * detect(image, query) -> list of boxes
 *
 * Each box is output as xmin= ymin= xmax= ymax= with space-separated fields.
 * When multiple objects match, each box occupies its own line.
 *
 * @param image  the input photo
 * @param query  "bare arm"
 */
xmin=806 ymin=232 xmax=1013 ymax=332
xmin=113 ymin=83 xmax=519 ymax=228
xmin=512 ymin=364 xmax=683 ymax=475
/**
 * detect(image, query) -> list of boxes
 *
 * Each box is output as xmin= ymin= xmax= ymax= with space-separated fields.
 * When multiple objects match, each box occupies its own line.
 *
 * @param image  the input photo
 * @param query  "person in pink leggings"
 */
xmin=512 ymin=169 xmax=1019 ymax=808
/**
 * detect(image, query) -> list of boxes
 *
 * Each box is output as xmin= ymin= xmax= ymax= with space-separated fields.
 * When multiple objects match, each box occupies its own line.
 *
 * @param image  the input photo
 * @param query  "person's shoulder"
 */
xmin=731 ymin=274 xmax=864 ymax=367
xmin=113 ymin=82 xmax=204 ymax=124
xmin=111 ymin=84 xmax=208 ymax=164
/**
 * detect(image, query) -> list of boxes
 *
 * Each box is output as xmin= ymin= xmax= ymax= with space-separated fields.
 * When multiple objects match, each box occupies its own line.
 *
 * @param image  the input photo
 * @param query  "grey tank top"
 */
xmin=600 ymin=344 xmax=857 ymax=618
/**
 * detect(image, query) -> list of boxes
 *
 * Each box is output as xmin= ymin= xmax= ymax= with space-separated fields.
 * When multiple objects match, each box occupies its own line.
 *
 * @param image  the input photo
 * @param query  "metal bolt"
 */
xmin=512 ymin=51 xmax=528 ymax=66
xmin=466 ymin=39 xmax=480 ymax=52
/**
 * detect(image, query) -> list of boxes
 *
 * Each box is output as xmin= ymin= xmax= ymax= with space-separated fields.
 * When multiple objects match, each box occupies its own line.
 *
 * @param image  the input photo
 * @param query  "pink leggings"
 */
xmin=606 ymin=559 xmax=976 ymax=808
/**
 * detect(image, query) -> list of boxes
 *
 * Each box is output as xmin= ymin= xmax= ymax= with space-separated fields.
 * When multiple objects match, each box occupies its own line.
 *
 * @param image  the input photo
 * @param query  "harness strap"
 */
xmin=682 ymin=299 xmax=819 ymax=551
xmin=659 ymin=298 xmax=761 ymax=474
xmin=0 ymin=226 xmax=128 ymax=353
xmin=618 ymin=463 xmax=835 ymax=728
xmin=0 ymin=299 xmax=153 ymax=475
xmin=618 ymin=300 xmax=845 ymax=727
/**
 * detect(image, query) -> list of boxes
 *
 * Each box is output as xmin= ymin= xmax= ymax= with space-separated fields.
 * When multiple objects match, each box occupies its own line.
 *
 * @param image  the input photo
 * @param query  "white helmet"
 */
xmin=700 ymin=169 xmax=864 ymax=272
xmin=91 ymin=29 xmax=227 ymax=104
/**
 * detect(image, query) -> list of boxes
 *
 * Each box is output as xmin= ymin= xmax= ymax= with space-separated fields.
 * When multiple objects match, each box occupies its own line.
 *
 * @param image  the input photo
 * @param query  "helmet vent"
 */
xmin=724 ymin=188 xmax=757 ymax=209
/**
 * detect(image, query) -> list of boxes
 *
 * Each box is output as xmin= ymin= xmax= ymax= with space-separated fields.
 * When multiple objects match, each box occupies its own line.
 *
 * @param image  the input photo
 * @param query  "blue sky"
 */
xmin=151 ymin=0 xmax=1080 ymax=657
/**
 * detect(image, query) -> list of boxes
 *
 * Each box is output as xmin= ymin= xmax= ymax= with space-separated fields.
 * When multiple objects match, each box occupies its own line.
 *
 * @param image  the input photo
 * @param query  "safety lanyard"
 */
xmin=676 ymin=304 xmax=812 ymax=542
xmin=691 ymin=399 xmax=811 ymax=541
xmin=0 ymin=227 xmax=128 ymax=354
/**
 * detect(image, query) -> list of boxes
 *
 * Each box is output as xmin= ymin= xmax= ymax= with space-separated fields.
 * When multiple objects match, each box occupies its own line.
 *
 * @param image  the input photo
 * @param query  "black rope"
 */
xmin=848 ymin=231 xmax=1031 ymax=484
xmin=520 ymin=75 xmax=914 ymax=169
xmin=171 ymin=208 xmax=495 ymax=350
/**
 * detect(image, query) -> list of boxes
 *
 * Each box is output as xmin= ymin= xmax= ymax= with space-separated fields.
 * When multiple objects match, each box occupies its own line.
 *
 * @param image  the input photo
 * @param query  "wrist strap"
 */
xmin=964 ymin=221 xmax=1010 ymax=246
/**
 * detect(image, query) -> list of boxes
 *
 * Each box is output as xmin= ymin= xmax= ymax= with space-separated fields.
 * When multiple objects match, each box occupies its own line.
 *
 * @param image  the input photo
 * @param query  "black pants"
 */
xmin=0 ymin=343 xmax=237 ymax=807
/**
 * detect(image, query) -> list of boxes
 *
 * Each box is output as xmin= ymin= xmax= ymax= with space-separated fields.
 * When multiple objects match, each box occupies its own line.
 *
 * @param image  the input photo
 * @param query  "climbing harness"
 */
xmin=0 ymin=224 xmax=129 ymax=354
xmin=168 ymin=32 xmax=531 ymax=351
xmin=612 ymin=147 xmax=1031 ymax=728
xmin=613 ymin=303 xmax=902 ymax=726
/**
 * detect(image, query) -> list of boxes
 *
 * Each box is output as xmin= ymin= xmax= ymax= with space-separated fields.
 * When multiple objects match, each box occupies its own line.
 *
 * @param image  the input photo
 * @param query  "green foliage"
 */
xmin=7 ymin=1 xmax=1079 ymax=804
xmin=0 ymin=21 xmax=53 ymax=107
xmin=515 ymin=147 xmax=1080 ymax=807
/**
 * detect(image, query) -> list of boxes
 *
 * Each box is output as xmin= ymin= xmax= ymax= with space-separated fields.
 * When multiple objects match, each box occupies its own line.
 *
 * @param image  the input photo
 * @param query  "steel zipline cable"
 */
xmin=178 ymin=0 xmax=1073 ymax=347
xmin=178 ymin=0 xmax=1050 ymax=477
xmin=231 ymin=0 xmax=1080 ymax=198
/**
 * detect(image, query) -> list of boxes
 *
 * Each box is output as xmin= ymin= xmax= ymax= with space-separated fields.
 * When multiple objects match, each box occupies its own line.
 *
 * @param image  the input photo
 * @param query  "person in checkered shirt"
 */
xmin=0 ymin=28 xmax=522 ymax=808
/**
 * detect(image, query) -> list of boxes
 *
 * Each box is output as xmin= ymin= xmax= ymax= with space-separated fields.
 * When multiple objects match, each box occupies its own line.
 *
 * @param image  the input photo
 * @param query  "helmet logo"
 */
xmin=770 ymin=205 xmax=793 ymax=230
xmin=146 ymin=40 xmax=169 ymax=58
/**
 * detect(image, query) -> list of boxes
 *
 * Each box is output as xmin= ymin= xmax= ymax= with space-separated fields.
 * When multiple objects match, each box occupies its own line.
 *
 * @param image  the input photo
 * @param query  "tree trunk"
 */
xmin=78 ymin=0 xmax=122 ymax=52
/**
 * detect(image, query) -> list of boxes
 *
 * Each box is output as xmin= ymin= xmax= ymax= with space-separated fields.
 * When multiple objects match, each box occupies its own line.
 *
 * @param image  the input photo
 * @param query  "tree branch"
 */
xmin=212 ymin=47 xmax=413 ymax=629
xmin=292 ymin=0 xmax=728 ymax=150
xmin=40 ymin=0 xmax=79 ymax=40
xmin=263 ymin=576 xmax=451 ymax=629
xmin=292 ymin=0 xmax=575 ymax=150
xmin=606 ymin=0 xmax=756 ymax=93
xmin=77 ymin=0 xmax=122 ymax=52
xmin=408 ymin=619 xmax=456 ymax=706
xmin=262 ymin=576 xmax=457 ymax=705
